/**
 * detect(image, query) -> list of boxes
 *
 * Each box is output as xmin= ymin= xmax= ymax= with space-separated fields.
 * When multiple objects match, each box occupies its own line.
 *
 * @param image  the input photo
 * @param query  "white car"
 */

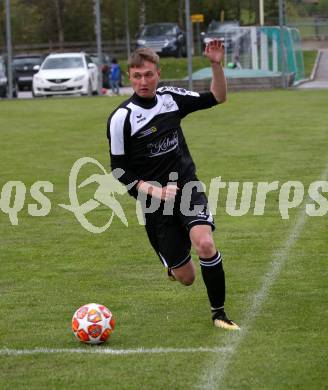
xmin=32 ymin=52 xmax=99 ymax=97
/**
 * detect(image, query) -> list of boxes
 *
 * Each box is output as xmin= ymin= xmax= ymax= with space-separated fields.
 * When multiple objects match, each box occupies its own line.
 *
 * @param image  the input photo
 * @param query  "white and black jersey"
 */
xmin=107 ymin=86 xmax=218 ymax=197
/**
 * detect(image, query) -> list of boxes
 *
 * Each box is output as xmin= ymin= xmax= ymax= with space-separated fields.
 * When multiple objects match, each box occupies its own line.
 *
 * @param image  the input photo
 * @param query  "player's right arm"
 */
xmin=107 ymin=108 xmax=140 ymax=193
xmin=204 ymin=39 xmax=227 ymax=104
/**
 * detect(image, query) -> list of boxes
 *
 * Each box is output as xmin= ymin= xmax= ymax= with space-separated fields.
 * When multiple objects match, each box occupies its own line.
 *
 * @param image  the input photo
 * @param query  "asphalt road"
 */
xmin=18 ymin=91 xmax=33 ymax=99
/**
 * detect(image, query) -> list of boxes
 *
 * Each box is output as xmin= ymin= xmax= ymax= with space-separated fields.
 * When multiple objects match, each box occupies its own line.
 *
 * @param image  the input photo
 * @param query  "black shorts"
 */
xmin=144 ymin=188 xmax=215 ymax=269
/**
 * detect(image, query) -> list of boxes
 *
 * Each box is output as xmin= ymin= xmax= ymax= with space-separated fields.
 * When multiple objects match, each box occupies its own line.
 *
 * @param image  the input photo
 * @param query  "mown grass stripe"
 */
xmin=198 ymin=162 xmax=328 ymax=390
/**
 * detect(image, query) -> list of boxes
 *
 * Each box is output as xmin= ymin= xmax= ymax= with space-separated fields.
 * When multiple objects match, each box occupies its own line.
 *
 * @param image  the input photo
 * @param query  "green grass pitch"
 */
xmin=0 ymin=90 xmax=327 ymax=389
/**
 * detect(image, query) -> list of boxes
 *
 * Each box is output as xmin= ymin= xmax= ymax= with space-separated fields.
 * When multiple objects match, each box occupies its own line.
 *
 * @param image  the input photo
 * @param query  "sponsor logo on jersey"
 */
xmin=137 ymin=126 xmax=157 ymax=139
xmin=163 ymin=100 xmax=175 ymax=110
xmin=136 ymin=115 xmax=146 ymax=124
xmin=147 ymin=131 xmax=179 ymax=157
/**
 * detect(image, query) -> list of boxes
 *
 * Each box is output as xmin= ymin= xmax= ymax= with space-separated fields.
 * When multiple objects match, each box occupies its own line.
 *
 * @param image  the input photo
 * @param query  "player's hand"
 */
xmin=205 ymin=39 xmax=224 ymax=64
xmin=137 ymin=181 xmax=179 ymax=201
xmin=161 ymin=184 xmax=179 ymax=201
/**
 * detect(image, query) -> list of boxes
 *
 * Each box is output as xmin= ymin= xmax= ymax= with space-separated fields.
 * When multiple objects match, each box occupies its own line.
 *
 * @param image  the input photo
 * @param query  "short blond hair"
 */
xmin=127 ymin=48 xmax=160 ymax=70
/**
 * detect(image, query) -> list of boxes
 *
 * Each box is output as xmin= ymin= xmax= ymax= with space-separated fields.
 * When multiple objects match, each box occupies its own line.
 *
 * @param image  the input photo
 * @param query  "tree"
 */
xmin=265 ymin=0 xmax=279 ymax=25
xmin=318 ymin=0 xmax=328 ymax=15
xmin=53 ymin=0 xmax=65 ymax=48
xmin=139 ymin=0 xmax=146 ymax=30
xmin=0 ymin=0 xmax=5 ymax=50
xmin=178 ymin=0 xmax=184 ymax=28
xmin=3 ymin=0 xmax=324 ymax=52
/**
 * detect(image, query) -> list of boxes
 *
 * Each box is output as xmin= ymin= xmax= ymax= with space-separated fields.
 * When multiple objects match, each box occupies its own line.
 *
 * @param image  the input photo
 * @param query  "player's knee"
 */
xmin=194 ymin=236 xmax=215 ymax=258
xmin=174 ymin=268 xmax=196 ymax=286
xmin=180 ymin=273 xmax=195 ymax=286
xmin=172 ymin=259 xmax=196 ymax=286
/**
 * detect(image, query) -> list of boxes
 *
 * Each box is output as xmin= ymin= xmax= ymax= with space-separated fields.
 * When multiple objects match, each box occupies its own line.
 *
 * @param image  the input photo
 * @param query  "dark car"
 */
xmin=13 ymin=54 xmax=44 ymax=91
xmin=201 ymin=21 xmax=245 ymax=52
xmin=0 ymin=58 xmax=17 ymax=98
xmin=136 ymin=23 xmax=186 ymax=58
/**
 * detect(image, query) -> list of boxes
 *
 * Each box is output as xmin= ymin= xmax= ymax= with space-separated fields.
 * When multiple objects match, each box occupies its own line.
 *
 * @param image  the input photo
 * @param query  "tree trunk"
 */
xmin=139 ymin=0 xmax=146 ymax=30
xmin=235 ymin=0 xmax=241 ymax=21
xmin=178 ymin=0 xmax=184 ymax=28
xmin=254 ymin=0 xmax=260 ymax=25
xmin=0 ymin=4 xmax=5 ymax=48
xmin=248 ymin=0 xmax=253 ymax=24
xmin=53 ymin=0 xmax=65 ymax=48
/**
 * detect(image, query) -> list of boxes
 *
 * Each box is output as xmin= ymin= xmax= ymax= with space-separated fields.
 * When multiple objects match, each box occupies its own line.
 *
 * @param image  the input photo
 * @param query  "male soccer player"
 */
xmin=107 ymin=40 xmax=239 ymax=330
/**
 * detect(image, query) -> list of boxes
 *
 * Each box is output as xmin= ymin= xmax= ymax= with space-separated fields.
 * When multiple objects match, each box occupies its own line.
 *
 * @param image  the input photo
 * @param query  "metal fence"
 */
xmin=3 ymin=39 xmax=136 ymax=59
xmin=288 ymin=18 xmax=328 ymax=40
xmin=220 ymin=26 xmax=305 ymax=81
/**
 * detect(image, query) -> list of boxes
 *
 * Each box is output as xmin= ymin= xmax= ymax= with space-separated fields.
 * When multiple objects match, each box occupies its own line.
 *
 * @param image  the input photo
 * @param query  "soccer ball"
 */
xmin=72 ymin=303 xmax=115 ymax=344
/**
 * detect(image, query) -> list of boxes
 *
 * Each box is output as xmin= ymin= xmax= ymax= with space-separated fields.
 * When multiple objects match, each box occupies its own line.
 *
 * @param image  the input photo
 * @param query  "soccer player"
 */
xmin=107 ymin=40 xmax=239 ymax=330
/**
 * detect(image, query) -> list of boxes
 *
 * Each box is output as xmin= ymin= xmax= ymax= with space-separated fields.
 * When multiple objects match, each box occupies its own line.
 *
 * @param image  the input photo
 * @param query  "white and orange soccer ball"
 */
xmin=72 ymin=303 xmax=115 ymax=344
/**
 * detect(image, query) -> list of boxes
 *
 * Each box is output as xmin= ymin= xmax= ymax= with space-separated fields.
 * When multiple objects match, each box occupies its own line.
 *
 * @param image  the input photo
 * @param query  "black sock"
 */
xmin=200 ymin=251 xmax=226 ymax=319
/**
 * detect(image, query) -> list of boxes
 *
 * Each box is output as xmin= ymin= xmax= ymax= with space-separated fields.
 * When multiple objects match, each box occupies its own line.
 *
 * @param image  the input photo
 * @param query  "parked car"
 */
xmin=32 ymin=52 xmax=98 ymax=97
xmin=0 ymin=61 xmax=8 ymax=98
xmin=136 ymin=23 xmax=186 ymax=57
xmin=201 ymin=21 xmax=245 ymax=52
xmin=13 ymin=54 xmax=44 ymax=91
xmin=0 ymin=58 xmax=17 ymax=98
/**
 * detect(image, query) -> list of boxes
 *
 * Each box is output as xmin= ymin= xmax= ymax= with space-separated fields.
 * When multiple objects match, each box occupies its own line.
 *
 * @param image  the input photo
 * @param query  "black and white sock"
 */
xmin=200 ymin=251 xmax=226 ymax=319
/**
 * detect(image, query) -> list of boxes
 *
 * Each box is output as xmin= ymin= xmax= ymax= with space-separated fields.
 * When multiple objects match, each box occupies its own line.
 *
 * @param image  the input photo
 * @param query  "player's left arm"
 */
xmin=204 ymin=39 xmax=227 ymax=104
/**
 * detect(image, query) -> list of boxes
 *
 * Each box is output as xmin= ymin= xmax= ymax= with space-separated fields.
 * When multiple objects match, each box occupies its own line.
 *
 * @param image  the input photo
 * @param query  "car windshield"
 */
xmin=89 ymin=55 xmax=99 ymax=64
xmin=0 ymin=62 xmax=5 ymax=73
xmin=42 ymin=57 xmax=84 ymax=70
xmin=13 ymin=57 xmax=42 ymax=66
xmin=140 ymin=24 xmax=176 ymax=37
xmin=90 ymin=54 xmax=111 ymax=65
xmin=207 ymin=22 xmax=239 ymax=33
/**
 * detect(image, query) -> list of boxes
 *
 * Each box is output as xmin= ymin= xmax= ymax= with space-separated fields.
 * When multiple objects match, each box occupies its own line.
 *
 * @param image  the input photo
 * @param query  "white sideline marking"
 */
xmin=0 ymin=346 xmax=232 ymax=356
xmin=198 ymin=164 xmax=328 ymax=390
